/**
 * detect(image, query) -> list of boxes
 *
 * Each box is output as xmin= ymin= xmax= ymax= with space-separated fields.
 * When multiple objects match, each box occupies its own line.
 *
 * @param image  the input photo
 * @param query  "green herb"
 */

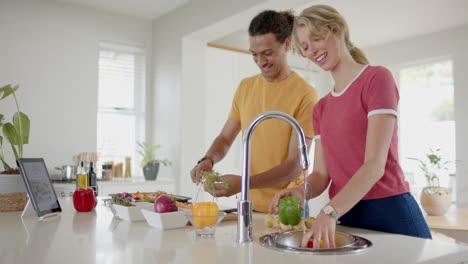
xmin=200 ymin=170 xmax=229 ymax=194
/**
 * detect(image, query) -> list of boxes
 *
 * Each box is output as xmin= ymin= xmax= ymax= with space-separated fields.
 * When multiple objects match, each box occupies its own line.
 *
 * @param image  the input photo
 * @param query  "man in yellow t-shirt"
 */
xmin=190 ymin=10 xmax=318 ymax=213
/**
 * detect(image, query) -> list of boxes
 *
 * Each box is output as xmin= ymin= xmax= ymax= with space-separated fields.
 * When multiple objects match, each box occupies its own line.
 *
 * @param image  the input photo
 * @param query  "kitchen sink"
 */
xmin=259 ymin=230 xmax=372 ymax=255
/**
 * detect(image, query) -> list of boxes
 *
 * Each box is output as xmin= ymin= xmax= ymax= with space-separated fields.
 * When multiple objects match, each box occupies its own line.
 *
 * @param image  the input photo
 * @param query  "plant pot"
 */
xmin=420 ymin=186 xmax=451 ymax=216
xmin=0 ymin=174 xmax=28 ymax=212
xmin=0 ymin=174 xmax=27 ymax=193
xmin=143 ymin=162 xmax=160 ymax=181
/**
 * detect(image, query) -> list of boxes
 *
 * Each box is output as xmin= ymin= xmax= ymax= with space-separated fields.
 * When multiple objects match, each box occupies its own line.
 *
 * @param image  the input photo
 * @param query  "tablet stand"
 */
xmin=21 ymin=199 xmax=36 ymax=218
xmin=21 ymin=199 xmax=61 ymax=219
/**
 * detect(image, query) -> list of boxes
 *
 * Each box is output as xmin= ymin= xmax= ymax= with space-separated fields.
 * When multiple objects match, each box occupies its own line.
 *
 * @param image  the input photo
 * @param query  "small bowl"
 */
xmin=112 ymin=202 xmax=153 ymax=222
xmin=141 ymin=208 xmax=189 ymax=230
xmin=183 ymin=211 xmax=227 ymax=236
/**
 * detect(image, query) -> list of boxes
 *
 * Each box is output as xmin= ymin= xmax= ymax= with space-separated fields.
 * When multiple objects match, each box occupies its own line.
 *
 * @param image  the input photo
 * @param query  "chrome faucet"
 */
xmin=237 ymin=110 xmax=310 ymax=243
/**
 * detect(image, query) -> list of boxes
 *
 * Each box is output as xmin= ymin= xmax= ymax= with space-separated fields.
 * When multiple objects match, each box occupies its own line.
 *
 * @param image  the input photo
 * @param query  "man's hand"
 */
xmin=268 ymin=187 xmax=305 ymax=214
xmin=204 ymin=174 xmax=241 ymax=197
xmin=190 ymin=159 xmax=213 ymax=184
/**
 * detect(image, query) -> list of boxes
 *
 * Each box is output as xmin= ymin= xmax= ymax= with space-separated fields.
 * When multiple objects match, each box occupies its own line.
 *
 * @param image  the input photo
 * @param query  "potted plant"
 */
xmin=137 ymin=141 xmax=171 ymax=181
xmin=408 ymin=148 xmax=453 ymax=216
xmin=0 ymin=84 xmax=30 ymax=211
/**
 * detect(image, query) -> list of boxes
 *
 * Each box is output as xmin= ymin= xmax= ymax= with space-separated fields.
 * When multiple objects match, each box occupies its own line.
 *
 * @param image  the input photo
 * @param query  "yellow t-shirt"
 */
xmin=228 ymin=72 xmax=318 ymax=213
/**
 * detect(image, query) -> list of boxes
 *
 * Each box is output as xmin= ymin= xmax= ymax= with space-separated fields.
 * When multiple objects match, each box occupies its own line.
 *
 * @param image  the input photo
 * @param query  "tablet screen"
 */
xmin=17 ymin=158 xmax=62 ymax=217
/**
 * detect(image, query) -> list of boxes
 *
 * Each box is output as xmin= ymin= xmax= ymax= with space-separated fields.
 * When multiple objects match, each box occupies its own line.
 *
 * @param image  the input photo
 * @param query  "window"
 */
xmin=97 ymin=43 xmax=145 ymax=177
xmin=399 ymin=60 xmax=456 ymax=197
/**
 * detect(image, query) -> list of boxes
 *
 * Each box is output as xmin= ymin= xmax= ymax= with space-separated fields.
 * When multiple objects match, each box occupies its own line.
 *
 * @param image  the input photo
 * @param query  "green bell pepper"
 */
xmin=278 ymin=196 xmax=302 ymax=225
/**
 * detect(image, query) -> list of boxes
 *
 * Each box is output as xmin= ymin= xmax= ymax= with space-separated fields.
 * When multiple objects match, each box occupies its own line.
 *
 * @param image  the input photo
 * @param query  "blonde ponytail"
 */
xmin=345 ymin=39 xmax=369 ymax=65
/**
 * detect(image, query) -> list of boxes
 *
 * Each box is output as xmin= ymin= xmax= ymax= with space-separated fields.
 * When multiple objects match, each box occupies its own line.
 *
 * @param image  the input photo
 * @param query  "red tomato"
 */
xmin=73 ymin=188 xmax=97 ymax=212
xmin=305 ymin=240 xmax=323 ymax=248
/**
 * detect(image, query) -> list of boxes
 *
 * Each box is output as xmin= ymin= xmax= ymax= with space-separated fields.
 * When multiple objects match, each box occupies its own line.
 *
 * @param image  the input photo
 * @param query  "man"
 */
xmin=190 ymin=10 xmax=318 ymax=213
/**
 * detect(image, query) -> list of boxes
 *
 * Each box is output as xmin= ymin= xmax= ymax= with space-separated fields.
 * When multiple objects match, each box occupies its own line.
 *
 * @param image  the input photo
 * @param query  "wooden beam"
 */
xmin=207 ymin=43 xmax=251 ymax=55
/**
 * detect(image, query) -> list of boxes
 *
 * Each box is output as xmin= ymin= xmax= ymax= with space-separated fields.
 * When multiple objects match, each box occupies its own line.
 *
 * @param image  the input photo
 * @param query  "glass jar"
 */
xmin=102 ymin=164 xmax=113 ymax=181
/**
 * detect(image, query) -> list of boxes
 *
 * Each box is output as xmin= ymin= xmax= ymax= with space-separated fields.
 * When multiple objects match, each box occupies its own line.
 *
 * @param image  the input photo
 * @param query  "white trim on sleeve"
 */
xmin=313 ymin=135 xmax=321 ymax=141
xmin=368 ymin=109 xmax=399 ymax=118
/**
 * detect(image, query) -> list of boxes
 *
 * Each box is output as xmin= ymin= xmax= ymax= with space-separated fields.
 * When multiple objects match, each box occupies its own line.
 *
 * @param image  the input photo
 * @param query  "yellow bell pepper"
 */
xmin=192 ymin=202 xmax=219 ymax=228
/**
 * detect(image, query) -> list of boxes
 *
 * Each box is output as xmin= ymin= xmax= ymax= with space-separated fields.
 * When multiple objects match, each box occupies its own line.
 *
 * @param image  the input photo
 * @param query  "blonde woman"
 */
xmin=269 ymin=5 xmax=431 ymax=248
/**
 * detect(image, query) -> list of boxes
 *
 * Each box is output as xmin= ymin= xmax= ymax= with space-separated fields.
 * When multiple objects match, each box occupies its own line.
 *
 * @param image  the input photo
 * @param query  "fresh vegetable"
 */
xmin=132 ymin=191 xmax=177 ymax=201
xmin=112 ymin=192 xmax=135 ymax=207
xmin=306 ymin=240 xmax=324 ymax=248
xmin=176 ymin=201 xmax=193 ymax=210
xmin=144 ymin=198 xmax=155 ymax=203
xmin=192 ymin=202 xmax=219 ymax=228
xmin=73 ymin=188 xmax=97 ymax=212
xmin=200 ymin=170 xmax=229 ymax=194
xmin=278 ymin=196 xmax=302 ymax=226
xmin=143 ymin=196 xmax=193 ymax=210
xmin=154 ymin=195 xmax=178 ymax=213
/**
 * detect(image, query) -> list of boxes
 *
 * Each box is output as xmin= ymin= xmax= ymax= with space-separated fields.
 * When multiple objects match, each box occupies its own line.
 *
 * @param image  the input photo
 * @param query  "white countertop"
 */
xmin=1 ymin=197 xmax=468 ymax=264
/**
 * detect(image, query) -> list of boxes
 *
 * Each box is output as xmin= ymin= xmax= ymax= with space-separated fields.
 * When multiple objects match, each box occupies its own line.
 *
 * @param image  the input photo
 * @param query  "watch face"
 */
xmin=323 ymin=205 xmax=333 ymax=214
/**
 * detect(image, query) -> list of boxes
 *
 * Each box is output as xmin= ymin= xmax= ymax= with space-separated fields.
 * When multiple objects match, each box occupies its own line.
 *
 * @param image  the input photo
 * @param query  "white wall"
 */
xmin=0 ymin=0 xmax=153 ymax=175
xmin=364 ymin=25 xmax=468 ymax=206
xmin=204 ymin=47 xmax=258 ymax=175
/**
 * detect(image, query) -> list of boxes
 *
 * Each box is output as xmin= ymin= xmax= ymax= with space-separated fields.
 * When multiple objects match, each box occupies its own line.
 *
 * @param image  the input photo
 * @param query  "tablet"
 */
xmin=17 ymin=158 xmax=62 ymax=218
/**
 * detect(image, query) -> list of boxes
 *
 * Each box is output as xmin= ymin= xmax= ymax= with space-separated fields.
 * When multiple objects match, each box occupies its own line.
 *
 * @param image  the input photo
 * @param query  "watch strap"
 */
xmin=197 ymin=156 xmax=214 ymax=167
xmin=322 ymin=205 xmax=340 ymax=224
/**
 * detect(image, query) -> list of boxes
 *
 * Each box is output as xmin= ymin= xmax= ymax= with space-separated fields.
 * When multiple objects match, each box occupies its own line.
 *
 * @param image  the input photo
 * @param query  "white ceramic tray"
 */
xmin=141 ymin=208 xmax=188 ymax=230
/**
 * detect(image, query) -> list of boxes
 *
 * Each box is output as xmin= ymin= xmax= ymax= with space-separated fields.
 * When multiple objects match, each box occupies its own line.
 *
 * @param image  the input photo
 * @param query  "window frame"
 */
xmin=97 ymin=42 xmax=146 ymax=177
xmin=394 ymin=55 xmax=456 ymax=198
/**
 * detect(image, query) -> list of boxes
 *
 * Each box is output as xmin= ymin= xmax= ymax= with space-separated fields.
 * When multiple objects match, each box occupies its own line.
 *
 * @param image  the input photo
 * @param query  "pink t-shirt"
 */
xmin=313 ymin=65 xmax=409 ymax=200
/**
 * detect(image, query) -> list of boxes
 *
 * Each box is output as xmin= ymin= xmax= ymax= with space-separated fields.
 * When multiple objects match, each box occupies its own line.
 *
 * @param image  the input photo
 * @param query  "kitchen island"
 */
xmin=1 ymin=197 xmax=468 ymax=264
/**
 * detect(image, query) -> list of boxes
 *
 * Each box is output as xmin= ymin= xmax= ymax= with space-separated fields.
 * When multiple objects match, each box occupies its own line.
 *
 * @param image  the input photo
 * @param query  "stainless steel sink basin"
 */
xmin=259 ymin=230 xmax=372 ymax=254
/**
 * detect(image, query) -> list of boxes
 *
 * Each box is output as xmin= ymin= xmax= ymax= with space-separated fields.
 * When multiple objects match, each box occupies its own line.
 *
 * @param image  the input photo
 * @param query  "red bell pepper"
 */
xmin=73 ymin=188 xmax=97 ymax=212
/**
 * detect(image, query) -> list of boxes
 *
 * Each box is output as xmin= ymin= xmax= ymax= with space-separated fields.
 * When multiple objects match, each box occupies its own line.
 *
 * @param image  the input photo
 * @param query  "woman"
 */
xmin=269 ymin=5 xmax=431 ymax=249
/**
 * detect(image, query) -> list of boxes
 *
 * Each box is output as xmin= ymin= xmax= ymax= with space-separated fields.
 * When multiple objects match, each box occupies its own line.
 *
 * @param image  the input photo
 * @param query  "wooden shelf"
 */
xmin=425 ymin=205 xmax=468 ymax=231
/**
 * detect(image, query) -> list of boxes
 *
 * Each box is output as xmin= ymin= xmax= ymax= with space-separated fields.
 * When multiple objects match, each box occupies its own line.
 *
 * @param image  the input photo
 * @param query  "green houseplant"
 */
xmin=137 ymin=141 xmax=171 ymax=181
xmin=408 ymin=148 xmax=453 ymax=216
xmin=0 ymin=84 xmax=30 ymax=174
xmin=0 ymin=84 xmax=30 ymax=211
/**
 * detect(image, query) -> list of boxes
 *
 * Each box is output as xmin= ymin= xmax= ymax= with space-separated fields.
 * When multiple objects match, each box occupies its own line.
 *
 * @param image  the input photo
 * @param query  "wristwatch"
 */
xmin=322 ymin=205 xmax=340 ymax=224
xmin=197 ymin=156 xmax=214 ymax=167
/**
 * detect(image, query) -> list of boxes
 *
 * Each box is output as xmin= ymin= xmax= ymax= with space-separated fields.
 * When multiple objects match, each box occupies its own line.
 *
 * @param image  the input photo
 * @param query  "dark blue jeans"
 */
xmin=339 ymin=193 xmax=432 ymax=239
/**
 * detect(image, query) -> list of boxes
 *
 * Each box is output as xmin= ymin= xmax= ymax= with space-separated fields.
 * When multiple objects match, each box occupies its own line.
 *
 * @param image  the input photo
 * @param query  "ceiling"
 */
xmin=211 ymin=0 xmax=468 ymax=50
xmin=52 ymin=0 xmax=468 ymax=49
xmin=54 ymin=0 xmax=192 ymax=20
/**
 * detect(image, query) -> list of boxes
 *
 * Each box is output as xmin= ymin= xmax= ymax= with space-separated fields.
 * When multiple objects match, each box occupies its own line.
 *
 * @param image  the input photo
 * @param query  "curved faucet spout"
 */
xmin=237 ymin=111 xmax=310 ymax=243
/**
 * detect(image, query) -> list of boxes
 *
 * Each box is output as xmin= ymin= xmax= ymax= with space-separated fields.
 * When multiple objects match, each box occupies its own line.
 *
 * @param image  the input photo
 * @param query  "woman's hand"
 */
xmin=268 ymin=187 xmax=305 ymax=214
xmin=301 ymin=211 xmax=336 ymax=249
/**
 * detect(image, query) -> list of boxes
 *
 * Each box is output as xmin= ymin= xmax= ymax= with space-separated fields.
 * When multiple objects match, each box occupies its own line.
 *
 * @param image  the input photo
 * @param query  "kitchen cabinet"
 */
xmin=1 ymin=197 xmax=468 ymax=264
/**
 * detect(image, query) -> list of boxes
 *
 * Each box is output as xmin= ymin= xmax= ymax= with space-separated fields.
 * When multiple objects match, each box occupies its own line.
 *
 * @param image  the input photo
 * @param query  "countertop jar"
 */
xmin=102 ymin=164 xmax=113 ymax=181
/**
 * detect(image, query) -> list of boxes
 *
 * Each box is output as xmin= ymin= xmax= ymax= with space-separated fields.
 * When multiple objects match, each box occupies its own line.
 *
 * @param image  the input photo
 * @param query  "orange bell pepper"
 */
xmin=192 ymin=202 xmax=219 ymax=228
